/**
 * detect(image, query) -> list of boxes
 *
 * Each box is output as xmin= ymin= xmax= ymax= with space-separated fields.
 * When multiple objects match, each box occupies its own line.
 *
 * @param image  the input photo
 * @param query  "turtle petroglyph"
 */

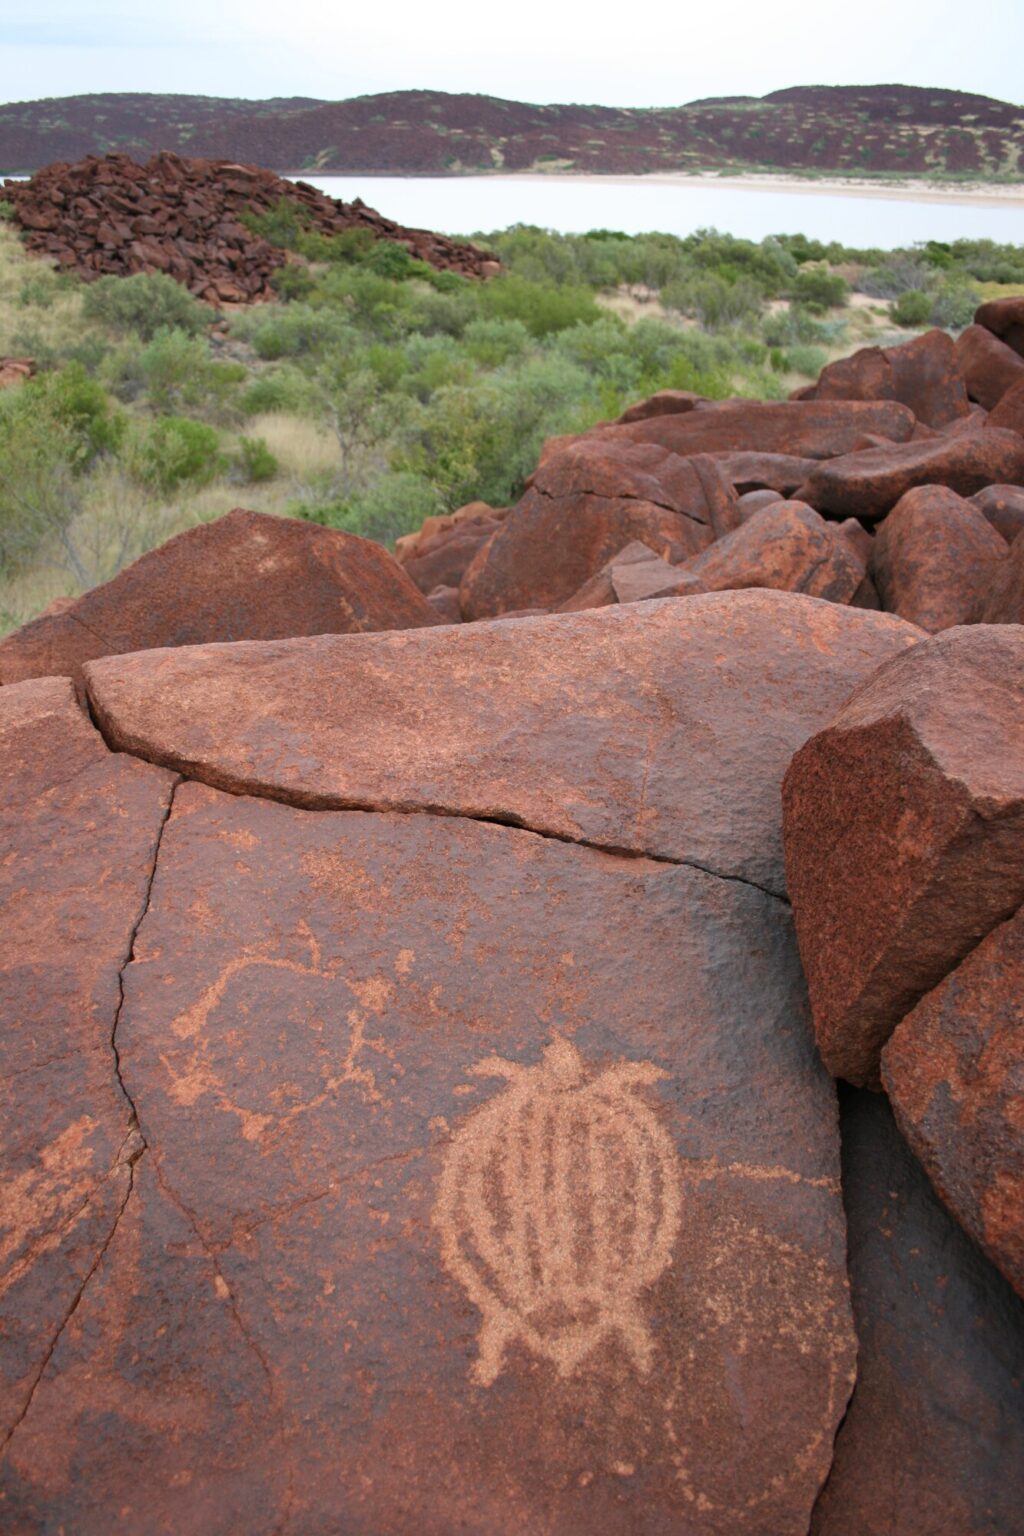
xmin=434 ymin=1035 xmax=682 ymax=1386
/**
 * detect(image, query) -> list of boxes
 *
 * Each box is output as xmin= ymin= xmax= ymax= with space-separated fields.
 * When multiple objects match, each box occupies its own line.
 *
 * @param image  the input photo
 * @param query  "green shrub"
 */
xmin=81 ymin=272 xmax=208 ymax=339
xmin=930 ymin=281 xmax=981 ymax=330
xmin=364 ymin=241 xmax=415 ymax=280
xmin=18 ymin=362 xmax=124 ymax=465
xmin=790 ymin=267 xmax=849 ymax=311
xmin=296 ymin=471 xmax=444 ymax=545
xmin=239 ymin=366 xmax=319 ymax=416
xmin=891 ymin=289 xmax=933 ymax=327
xmin=128 ymin=416 xmax=223 ymax=494
xmin=857 ymin=256 xmax=933 ymax=299
xmin=785 ymin=344 xmax=829 ymax=377
xmin=478 ymin=275 xmax=601 ymax=338
xmin=234 ymin=435 xmax=279 ymax=483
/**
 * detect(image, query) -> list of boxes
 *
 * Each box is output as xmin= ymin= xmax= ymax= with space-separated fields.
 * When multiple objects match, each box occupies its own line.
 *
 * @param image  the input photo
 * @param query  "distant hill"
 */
xmin=2 ymin=84 xmax=1022 ymax=179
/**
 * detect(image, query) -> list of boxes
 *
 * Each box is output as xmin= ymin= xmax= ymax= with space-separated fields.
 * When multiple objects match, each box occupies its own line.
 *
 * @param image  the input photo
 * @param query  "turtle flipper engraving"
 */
xmin=434 ymin=1035 xmax=682 ymax=1386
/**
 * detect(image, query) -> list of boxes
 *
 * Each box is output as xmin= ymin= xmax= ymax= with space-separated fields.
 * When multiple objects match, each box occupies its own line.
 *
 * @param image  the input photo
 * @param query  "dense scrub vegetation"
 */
xmin=2 ymin=206 xmax=1023 ymax=631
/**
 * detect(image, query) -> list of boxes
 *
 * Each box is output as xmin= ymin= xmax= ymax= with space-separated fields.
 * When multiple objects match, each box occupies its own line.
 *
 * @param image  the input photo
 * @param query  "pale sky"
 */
xmin=0 ymin=0 xmax=1021 ymax=109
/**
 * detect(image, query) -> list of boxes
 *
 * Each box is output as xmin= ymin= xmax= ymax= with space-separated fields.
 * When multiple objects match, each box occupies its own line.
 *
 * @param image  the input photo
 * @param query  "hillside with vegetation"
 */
xmin=3 ymin=189 xmax=1024 ymax=631
xmin=1 ymin=84 xmax=1022 ymax=178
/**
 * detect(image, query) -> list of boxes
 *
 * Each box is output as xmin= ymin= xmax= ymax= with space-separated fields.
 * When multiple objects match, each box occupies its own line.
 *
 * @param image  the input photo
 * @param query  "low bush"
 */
xmin=790 ymin=267 xmax=849 ymax=311
xmin=234 ymin=435 xmax=279 ymax=483
xmin=891 ymin=289 xmax=933 ymax=327
xmin=127 ymin=416 xmax=223 ymax=494
xmin=81 ymin=272 xmax=209 ymax=340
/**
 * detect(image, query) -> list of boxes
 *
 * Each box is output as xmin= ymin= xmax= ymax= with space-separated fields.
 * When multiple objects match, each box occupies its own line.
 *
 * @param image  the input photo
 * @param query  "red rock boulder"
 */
xmin=811 ymin=328 xmax=970 ymax=430
xmin=783 ymin=626 xmax=1024 ymax=1085
xmin=988 ymin=376 xmax=1024 ymax=436
xmin=677 ymin=501 xmax=867 ymax=605
xmin=0 ymin=508 xmax=439 ymax=689
xmin=871 ymin=484 xmax=1007 ymax=631
xmin=972 ymin=521 xmax=1024 ymax=622
xmin=971 ymin=483 xmax=1024 ymax=543
xmin=975 ymin=295 xmax=1024 ymax=359
xmin=955 ymin=324 xmax=1024 ymax=410
xmin=793 ymin=428 xmax=1024 ymax=521
xmin=882 ymin=903 xmax=1024 ymax=1298
xmin=601 ymin=398 xmax=917 ymax=459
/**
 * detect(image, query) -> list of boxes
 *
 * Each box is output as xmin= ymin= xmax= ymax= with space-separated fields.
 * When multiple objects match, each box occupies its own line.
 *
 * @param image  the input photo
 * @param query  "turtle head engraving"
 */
xmin=434 ymin=1034 xmax=682 ymax=1387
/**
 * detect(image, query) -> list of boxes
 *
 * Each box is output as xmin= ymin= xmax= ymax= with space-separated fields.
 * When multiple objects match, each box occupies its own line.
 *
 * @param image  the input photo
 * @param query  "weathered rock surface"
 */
xmin=971 ymin=483 xmax=1024 ymax=543
xmin=612 ymin=388 xmax=703 ymax=424
xmin=560 ymin=543 xmax=702 ymax=611
xmin=811 ymin=328 xmax=970 ymax=429
xmin=0 ymin=508 xmax=439 ymax=689
xmin=883 ymin=903 xmax=1024 ymax=1297
xmin=601 ymin=398 xmax=917 ymax=460
xmin=793 ymin=428 xmax=1024 ymax=521
xmin=86 ymin=590 xmax=920 ymax=898
xmin=783 ymin=626 xmax=1024 ymax=1085
xmin=973 ymin=525 xmax=1024 ymax=622
xmin=988 ymin=377 xmax=1024 ymax=436
xmin=395 ymin=502 xmax=509 ymax=595
xmin=0 ymin=677 xmax=177 ymax=1445
xmin=810 ymin=1089 xmax=1024 ymax=1536
xmin=871 ymin=485 xmax=1007 ymax=631
xmin=678 ymin=501 xmax=866 ymax=604
xmin=955 ymin=324 xmax=1024 ymax=410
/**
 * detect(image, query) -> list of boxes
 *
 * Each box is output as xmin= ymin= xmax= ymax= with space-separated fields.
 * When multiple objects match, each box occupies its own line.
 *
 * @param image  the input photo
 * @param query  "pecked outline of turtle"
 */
xmin=434 ymin=1033 xmax=682 ymax=1387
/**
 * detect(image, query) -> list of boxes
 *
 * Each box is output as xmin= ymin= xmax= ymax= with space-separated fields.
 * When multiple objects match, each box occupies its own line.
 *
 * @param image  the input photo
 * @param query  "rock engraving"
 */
xmin=435 ymin=1035 xmax=682 ymax=1386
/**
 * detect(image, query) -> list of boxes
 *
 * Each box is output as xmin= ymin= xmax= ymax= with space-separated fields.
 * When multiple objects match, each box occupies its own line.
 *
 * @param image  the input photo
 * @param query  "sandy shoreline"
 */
xmin=298 ymin=169 xmax=1024 ymax=209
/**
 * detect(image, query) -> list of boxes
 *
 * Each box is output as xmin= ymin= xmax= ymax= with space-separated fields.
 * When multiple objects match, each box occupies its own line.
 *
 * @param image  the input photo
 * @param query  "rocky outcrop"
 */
xmin=2 ymin=592 xmax=873 ymax=1535
xmin=870 ymin=484 xmax=1008 ymax=631
xmin=1 ymin=152 xmax=499 ymax=302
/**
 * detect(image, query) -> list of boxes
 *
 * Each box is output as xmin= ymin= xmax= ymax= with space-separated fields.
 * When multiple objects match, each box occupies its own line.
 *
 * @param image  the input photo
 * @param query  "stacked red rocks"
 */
xmin=2 ymin=298 xmax=1024 ymax=1534
xmin=1 ymin=152 xmax=499 ymax=301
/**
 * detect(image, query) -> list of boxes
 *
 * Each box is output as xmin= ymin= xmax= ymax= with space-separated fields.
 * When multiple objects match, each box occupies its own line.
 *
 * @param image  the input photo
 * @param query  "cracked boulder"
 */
xmin=882 ymin=902 xmax=1024 ymax=1298
xmin=0 ymin=677 xmax=177 ymax=1446
xmin=810 ymin=1089 xmax=1024 ymax=1536
xmin=2 ymin=774 xmax=855 ymax=1534
xmin=85 ymin=589 xmax=921 ymax=898
xmin=0 ymin=507 xmax=439 ymax=691
xmin=783 ymin=625 xmax=1024 ymax=1086
xmin=458 ymin=439 xmax=722 ymax=618
xmin=871 ymin=484 xmax=1007 ymax=632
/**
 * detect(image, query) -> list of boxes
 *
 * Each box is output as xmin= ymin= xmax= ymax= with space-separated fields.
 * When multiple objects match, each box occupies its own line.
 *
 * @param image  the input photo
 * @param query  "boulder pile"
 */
xmin=1 ymin=297 xmax=1023 ymax=1535
xmin=1 ymin=152 xmax=500 ymax=302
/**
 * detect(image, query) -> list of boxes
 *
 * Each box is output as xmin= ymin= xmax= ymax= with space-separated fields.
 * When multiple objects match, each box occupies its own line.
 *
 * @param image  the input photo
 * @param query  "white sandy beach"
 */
xmin=489 ymin=171 xmax=1024 ymax=209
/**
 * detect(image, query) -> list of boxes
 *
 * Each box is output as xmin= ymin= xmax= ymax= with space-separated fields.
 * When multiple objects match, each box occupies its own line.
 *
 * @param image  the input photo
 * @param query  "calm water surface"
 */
xmin=301 ymin=175 xmax=1024 ymax=248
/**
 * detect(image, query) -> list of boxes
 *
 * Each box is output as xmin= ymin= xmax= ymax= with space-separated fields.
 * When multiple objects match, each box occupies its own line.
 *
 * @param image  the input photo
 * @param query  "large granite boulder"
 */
xmin=810 ymin=1090 xmax=1024 ymax=1536
xmin=882 ymin=902 xmax=1024 ymax=1298
xmin=0 ymin=508 xmax=439 ymax=690
xmin=783 ymin=626 xmax=1024 ymax=1086
xmin=0 ymin=592 xmax=886 ymax=1533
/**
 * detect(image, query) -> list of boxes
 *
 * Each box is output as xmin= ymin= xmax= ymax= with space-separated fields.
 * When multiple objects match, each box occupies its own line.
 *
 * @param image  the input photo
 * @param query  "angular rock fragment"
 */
xmin=793 ymin=428 xmax=1024 ymax=521
xmin=871 ymin=485 xmax=1007 ymax=631
xmin=783 ymin=626 xmax=1024 ymax=1085
xmin=0 ymin=677 xmax=177 ymax=1443
xmin=810 ymin=1090 xmax=1024 ymax=1536
xmin=882 ymin=903 xmax=1024 ymax=1297
xmin=86 ymin=590 xmax=921 ymax=898
xmin=0 ymin=508 xmax=438 ymax=689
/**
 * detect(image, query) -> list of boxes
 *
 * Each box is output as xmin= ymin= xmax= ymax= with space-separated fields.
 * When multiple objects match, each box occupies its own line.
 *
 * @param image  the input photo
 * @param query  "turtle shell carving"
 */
xmin=434 ymin=1034 xmax=682 ymax=1386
